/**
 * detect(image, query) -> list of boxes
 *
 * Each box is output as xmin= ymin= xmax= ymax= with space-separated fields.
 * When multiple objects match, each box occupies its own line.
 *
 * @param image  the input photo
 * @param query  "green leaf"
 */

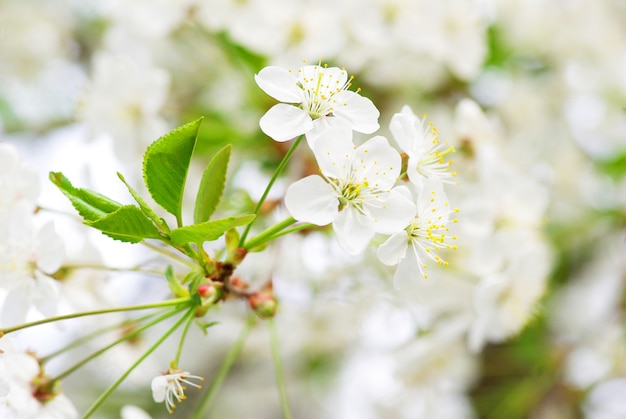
xmin=85 ymin=205 xmax=163 ymax=243
xmin=117 ymin=172 xmax=169 ymax=233
xmin=143 ymin=118 xmax=203 ymax=223
xmin=170 ymin=214 xmax=256 ymax=246
xmin=49 ymin=172 xmax=122 ymax=222
xmin=194 ymin=144 xmax=231 ymax=224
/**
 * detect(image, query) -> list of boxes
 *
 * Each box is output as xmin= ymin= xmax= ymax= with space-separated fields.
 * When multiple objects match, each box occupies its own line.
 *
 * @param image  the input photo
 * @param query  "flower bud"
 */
xmin=248 ymin=283 xmax=278 ymax=319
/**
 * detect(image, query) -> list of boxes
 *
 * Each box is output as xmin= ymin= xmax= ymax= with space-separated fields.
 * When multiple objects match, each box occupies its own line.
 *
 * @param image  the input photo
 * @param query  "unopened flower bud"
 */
xmin=248 ymin=284 xmax=278 ymax=319
xmin=197 ymin=284 xmax=213 ymax=298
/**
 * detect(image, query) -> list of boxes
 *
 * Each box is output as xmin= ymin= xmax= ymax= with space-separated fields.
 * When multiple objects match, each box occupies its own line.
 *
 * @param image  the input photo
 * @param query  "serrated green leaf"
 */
xmin=49 ymin=172 xmax=122 ymax=222
xmin=194 ymin=145 xmax=231 ymax=224
xmin=85 ymin=205 xmax=163 ymax=243
xmin=117 ymin=172 xmax=169 ymax=233
xmin=170 ymin=214 xmax=255 ymax=246
xmin=143 ymin=118 xmax=203 ymax=223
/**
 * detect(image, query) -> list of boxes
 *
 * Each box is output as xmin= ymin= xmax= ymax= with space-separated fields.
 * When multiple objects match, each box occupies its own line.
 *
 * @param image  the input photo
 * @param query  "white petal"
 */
xmin=306 ymin=116 xmax=351 ymax=149
xmin=259 ymin=104 xmax=313 ymax=142
xmin=366 ymin=188 xmax=415 ymax=234
xmin=32 ymin=273 xmax=59 ymax=318
xmin=393 ymin=250 xmax=424 ymax=289
xmin=353 ymin=136 xmax=402 ymax=189
xmin=284 ymin=176 xmax=338 ymax=226
xmin=34 ymin=222 xmax=65 ymax=274
xmin=332 ymin=207 xmax=375 ymax=255
xmin=0 ymin=364 xmax=10 ymax=397
xmin=332 ymin=90 xmax=380 ymax=134
xmin=1 ymin=288 xmax=30 ymax=326
xmin=377 ymin=232 xmax=409 ymax=266
xmin=151 ymin=376 xmax=167 ymax=402
xmin=254 ymin=66 xmax=301 ymax=103
xmin=389 ymin=106 xmax=421 ymax=153
xmin=121 ymin=405 xmax=153 ymax=419
xmin=41 ymin=394 xmax=79 ymax=418
xmin=415 ymin=178 xmax=449 ymax=224
xmin=310 ymin=125 xmax=355 ymax=179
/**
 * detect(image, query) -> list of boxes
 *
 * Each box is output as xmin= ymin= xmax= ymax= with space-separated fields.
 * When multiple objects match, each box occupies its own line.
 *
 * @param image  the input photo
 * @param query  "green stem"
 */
xmin=82 ymin=306 xmax=195 ymax=419
xmin=175 ymin=309 xmax=196 ymax=365
xmin=269 ymin=318 xmax=293 ymax=419
xmin=141 ymin=241 xmax=196 ymax=268
xmin=0 ymin=298 xmax=191 ymax=335
xmin=41 ymin=311 xmax=160 ymax=363
xmin=53 ymin=308 xmax=182 ymax=382
xmin=191 ymin=315 xmax=255 ymax=419
xmin=260 ymin=223 xmax=317 ymax=243
xmin=239 ymin=135 xmax=304 ymax=246
xmin=61 ymin=263 xmax=165 ymax=276
xmin=243 ymin=217 xmax=296 ymax=250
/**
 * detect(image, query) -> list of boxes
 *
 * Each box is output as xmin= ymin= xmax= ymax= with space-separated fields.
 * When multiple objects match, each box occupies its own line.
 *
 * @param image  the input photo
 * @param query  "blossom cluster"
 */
xmin=256 ymin=62 xmax=459 ymax=283
xmin=0 ymin=0 xmax=625 ymax=418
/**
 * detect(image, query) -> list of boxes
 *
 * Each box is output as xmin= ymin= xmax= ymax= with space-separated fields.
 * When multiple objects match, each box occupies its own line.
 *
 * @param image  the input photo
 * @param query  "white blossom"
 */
xmin=377 ymin=178 xmax=458 ymax=284
xmin=0 ymin=205 xmax=64 ymax=325
xmin=255 ymin=62 xmax=379 ymax=143
xmin=284 ymin=124 xmax=415 ymax=255
xmin=390 ymin=106 xmax=456 ymax=187
xmin=0 ymin=337 xmax=78 ymax=418
xmin=151 ymin=368 xmax=204 ymax=414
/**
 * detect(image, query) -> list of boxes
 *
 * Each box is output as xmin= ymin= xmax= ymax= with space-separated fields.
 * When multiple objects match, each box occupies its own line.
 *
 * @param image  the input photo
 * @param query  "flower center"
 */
xmin=296 ymin=64 xmax=354 ymax=119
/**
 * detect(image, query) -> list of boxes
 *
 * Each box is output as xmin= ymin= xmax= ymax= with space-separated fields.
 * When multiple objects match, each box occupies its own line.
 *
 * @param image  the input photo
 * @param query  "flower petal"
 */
xmin=332 ymin=90 xmax=380 ymax=134
xmin=332 ymin=207 xmax=375 ymax=255
xmin=393 ymin=250 xmax=424 ymax=288
xmin=151 ymin=376 xmax=167 ymax=402
xmin=389 ymin=105 xmax=420 ymax=153
xmin=366 ymin=188 xmax=415 ymax=234
xmin=353 ymin=135 xmax=402 ymax=189
xmin=310 ymin=124 xmax=355 ymax=179
xmin=284 ymin=175 xmax=338 ymax=226
xmin=259 ymin=104 xmax=313 ymax=142
xmin=254 ymin=66 xmax=301 ymax=103
xmin=377 ymin=232 xmax=409 ymax=266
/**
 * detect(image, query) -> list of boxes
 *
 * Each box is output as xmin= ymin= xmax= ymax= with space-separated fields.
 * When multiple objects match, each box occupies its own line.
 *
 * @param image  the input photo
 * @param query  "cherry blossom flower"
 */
xmin=389 ymin=105 xmax=456 ymax=187
xmin=0 ymin=143 xmax=39 ymax=215
xmin=0 ymin=205 xmax=64 ymax=325
xmin=0 ymin=337 xmax=78 ymax=418
xmin=284 ymin=124 xmax=414 ymax=255
xmin=151 ymin=367 xmax=204 ymax=414
xmin=255 ymin=62 xmax=379 ymax=143
xmin=377 ymin=178 xmax=458 ymax=283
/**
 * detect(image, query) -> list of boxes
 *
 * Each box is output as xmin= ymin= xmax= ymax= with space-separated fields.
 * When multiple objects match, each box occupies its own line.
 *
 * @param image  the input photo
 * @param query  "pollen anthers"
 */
xmin=295 ymin=60 xmax=355 ymax=119
xmin=416 ymin=118 xmax=457 ymax=182
xmin=407 ymin=193 xmax=458 ymax=279
xmin=154 ymin=368 xmax=204 ymax=414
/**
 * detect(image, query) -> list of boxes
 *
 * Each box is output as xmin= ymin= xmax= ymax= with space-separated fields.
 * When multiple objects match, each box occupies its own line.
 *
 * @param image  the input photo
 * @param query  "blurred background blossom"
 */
xmin=0 ymin=0 xmax=625 ymax=417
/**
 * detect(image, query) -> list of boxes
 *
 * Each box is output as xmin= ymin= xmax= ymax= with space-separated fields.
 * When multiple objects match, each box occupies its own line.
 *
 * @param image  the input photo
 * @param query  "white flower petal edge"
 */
xmin=259 ymin=103 xmax=313 ymax=142
xmin=377 ymin=231 xmax=409 ymax=265
xmin=284 ymin=175 xmax=338 ymax=226
xmin=254 ymin=66 xmax=301 ymax=103
xmin=333 ymin=207 xmax=376 ymax=255
xmin=332 ymin=90 xmax=380 ymax=134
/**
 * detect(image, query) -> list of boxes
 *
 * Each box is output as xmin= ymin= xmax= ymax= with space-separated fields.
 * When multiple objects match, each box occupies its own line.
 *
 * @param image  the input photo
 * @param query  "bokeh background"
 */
xmin=1 ymin=0 xmax=625 ymax=418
